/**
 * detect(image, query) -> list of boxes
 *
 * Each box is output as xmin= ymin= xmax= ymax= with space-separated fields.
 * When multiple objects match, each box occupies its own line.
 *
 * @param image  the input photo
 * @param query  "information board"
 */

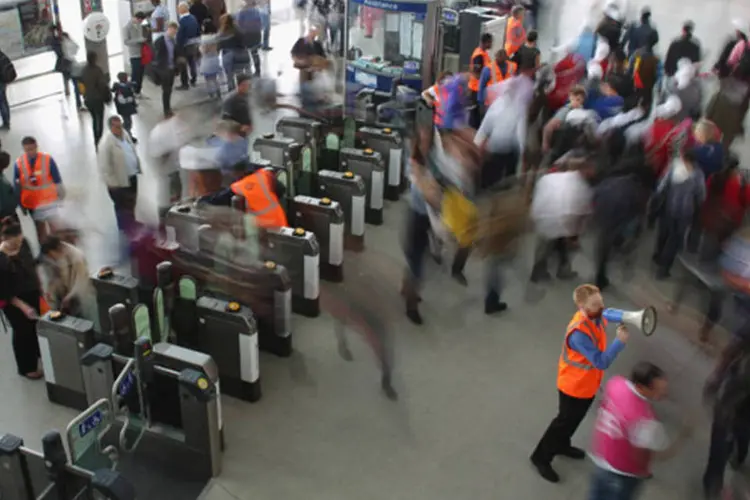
xmin=0 ymin=0 xmax=54 ymax=59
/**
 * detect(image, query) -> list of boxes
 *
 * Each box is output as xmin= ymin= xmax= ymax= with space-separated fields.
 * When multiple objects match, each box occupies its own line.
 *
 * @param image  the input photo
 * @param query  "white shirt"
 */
xmin=151 ymin=4 xmax=169 ymax=39
xmin=531 ymin=170 xmax=593 ymax=238
xmin=474 ymin=75 xmax=534 ymax=153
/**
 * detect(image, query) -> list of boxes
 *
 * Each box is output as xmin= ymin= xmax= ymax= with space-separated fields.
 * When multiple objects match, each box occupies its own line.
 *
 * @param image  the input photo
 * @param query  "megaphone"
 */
xmin=603 ymin=307 xmax=657 ymax=336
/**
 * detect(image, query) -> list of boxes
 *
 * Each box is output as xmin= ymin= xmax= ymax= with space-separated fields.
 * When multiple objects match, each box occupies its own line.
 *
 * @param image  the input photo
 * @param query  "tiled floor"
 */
xmin=0 ymin=13 xmax=739 ymax=500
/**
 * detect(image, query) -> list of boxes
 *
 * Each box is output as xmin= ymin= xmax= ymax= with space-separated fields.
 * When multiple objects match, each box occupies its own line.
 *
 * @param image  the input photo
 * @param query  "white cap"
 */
xmin=654 ymin=95 xmax=683 ymax=119
xmin=733 ymin=18 xmax=749 ymax=34
xmin=587 ymin=61 xmax=603 ymax=79
xmin=593 ymin=38 xmax=611 ymax=62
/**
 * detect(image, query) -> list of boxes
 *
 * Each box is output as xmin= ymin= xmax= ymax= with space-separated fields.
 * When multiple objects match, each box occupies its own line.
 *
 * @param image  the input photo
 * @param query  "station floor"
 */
xmin=0 ymin=15 xmax=742 ymax=500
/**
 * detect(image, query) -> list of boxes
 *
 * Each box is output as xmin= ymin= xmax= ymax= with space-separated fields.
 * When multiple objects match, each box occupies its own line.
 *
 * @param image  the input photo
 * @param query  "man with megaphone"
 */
xmin=530 ymin=284 xmax=630 ymax=483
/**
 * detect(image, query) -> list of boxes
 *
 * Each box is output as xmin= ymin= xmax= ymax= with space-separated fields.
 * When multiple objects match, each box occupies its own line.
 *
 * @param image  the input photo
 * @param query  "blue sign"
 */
xmin=78 ymin=410 xmax=103 ymax=438
xmin=350 ymin=0 xmax=428 ymax=14
xmin=441 ymin=8 xmax=458 ymax=25
xmin=118 ymin=371 xmax=135 ymax=398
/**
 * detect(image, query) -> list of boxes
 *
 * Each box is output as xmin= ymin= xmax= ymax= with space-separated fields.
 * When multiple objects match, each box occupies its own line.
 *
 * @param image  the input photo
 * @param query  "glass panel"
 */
xmin=67 ymin=399 xmax=113 ymax=471
xmin=325 ymin=133 xmax=340 ymax=150
xmin=179 ymin=277 xmax=197 ymax=300
xmin=132 ymin=304 xmax=151 ymax=342
xmin=302 ymin=146 xmax=312 ymax=172
xmin=154 ymin=288 xmax=165 ymax=342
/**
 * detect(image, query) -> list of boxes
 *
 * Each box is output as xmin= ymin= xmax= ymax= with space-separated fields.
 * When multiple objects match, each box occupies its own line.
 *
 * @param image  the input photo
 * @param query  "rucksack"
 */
xmin=0 ymin=50 xmax=16 ymax=84
xmin=734 ymin=42 xmax=750 ymax=79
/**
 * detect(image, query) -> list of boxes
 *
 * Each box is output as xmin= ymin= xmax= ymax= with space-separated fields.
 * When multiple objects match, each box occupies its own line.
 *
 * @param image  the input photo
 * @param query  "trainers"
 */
xmin=530 ymin=459 xmax=560 ymax=483
xmin=557 ymin=446 xmax=586 ymax=460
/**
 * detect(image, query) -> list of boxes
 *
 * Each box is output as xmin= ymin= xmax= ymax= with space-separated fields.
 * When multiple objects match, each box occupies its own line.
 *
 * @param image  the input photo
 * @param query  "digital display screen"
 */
xmin=78 ymin=409 xmax=103 ymax=438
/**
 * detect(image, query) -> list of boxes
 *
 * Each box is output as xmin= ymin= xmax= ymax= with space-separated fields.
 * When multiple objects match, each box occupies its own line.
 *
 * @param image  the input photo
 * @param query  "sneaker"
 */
xmin=557 ymin=446 xmax=586 ymax=460
xmin=530 ymin=459 xmax=560 ymax=483
xmin=406 ymin=307 xmax=423 ymax=325
xmin=485 ymin=299 xmax=508 ymax=315
xmin=451 ymin=271 xmax=468 ymax=287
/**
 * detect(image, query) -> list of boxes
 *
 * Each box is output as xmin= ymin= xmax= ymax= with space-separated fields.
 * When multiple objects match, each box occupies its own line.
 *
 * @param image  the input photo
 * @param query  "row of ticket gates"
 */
xmin=4 ymin=117 xmax=409 ymax=498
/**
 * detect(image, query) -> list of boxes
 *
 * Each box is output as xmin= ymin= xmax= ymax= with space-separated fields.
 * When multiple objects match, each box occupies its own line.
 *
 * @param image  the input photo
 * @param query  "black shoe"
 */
xmin=595 ymin=276 xmax=610 ymax=290
xmin=130 ymin=137 xmax=138 ymax=144
xmin=262 ymin=46 xmax=272 ymax=51
xmin=530 ymin=459 xmax=560 ymax=483
xmin=190 ymin=80 xmax=197 ymax=87
xmin=381 ymin=375 xmax=398 ymax=401
xmin=654 ymin=268 xmax=671 ymax=280
xmin=406 ymin=307 xmax=423 ymax=325
xmin=175 ymin=85 xmax=190 ymax=91
xmin=530 ymin=268 xmax=552 ymax=283
xmin=451 ymin=271 xmax=468 ymax=287
xmin=557 ymin=446 xmax=586 ymax=460
xmin=485 ymin=300 xmax=508 ymax=315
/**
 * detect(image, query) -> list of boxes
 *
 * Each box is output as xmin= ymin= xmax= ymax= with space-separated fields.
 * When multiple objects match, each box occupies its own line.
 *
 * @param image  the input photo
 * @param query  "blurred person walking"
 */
xmin=0 ymin=222 xmax=42 ymax=379
xmin=79 ymin=51 xmax=111 ymax=148
xmin=715 ymin=20 xmax=748 ymax=78
xmin=123 ymin=11 xmax=148 ymax=95
xmin=47 ymin=25 xmax=83 ymax=111
xmin=148 ymin=112 xmax=192 ymax=219
xmin=203 ymin=0 xmax=227 ymax=33
xmin=189 ymin=0 xmax=210 ymax=28
xmin=39 ymin=236 xmax=96 ymax=322
xmin=98 ymin=116 xmax=141 ymax=234
xmin=218 ymin=14 xmax=250 ymax=91
xmin=530 ymin=284 xmax=629 ymax=483
xmin=236 ymin=0 xmax=263 ymax=77
xmin=588 ymin=362 xmax=691 ymax=500
xmin=622 ymin=7 xmax=658 ymax=59
xmin=176 ymin=2 xmax=201 ymax=90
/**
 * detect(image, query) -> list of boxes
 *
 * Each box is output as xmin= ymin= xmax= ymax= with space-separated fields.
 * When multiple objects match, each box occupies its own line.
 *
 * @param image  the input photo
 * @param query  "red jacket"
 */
xmin=704 ymin=173 xmax=750 ymax=229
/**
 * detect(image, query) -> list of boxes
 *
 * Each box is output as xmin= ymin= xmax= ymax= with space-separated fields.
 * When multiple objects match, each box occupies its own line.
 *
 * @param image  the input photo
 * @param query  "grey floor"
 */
xmin=0 ymin=10 xmax=746 ymax=500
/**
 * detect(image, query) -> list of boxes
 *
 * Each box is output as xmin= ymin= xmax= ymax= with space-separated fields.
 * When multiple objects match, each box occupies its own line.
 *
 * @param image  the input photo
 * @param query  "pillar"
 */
xmin=81 ymin=0 xmax=109 ymax=78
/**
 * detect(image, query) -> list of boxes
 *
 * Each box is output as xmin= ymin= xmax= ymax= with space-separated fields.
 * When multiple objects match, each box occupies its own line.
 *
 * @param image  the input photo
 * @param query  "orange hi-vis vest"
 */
xmin=557 ymin=311 xmax=608 ymax=399
xmin=231 ymin=168 xmax=289 ymax=229
xmin=505 ymin=17 xmax=526 ymax=57
xmin=16 ymin=153 xmax=58 ymax=210
xmin=485 ymin=60 xmax=517 ymax=105
xmin=468 ymin=47 xmax=491 ymax=92
xmin=432 ymin=83 xmax=450 ymax=127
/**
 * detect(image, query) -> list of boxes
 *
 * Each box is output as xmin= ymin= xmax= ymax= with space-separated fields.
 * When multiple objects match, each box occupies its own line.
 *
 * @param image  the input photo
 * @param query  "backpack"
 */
xmin=0 ymin=50 xmax=16 ymax=84
xmin=734 ymin=42 xmax=750 ymax=79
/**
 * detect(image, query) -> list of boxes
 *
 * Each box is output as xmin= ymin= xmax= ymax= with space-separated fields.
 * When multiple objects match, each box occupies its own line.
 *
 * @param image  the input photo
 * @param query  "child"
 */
xmin=200 ymin=35 xmax=222 ymax=99
xmin=111 ymin=72 xmax=138 ymax=142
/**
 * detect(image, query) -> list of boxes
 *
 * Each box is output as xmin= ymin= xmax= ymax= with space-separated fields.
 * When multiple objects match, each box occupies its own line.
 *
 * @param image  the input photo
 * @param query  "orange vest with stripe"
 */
xmin=231 ymin=168 xmax=289 ymax=229
xmin=557 ymin=311 xmax=608 ymax=399
xmin=468 ymin=47 xmax=491 ymax=92
xmin=484 ymin=60 xmax=517 ymax=105
xmin=16 ymin=153 xmax=59 ymax=210
xmin=505 ymin=17 xmax=525 ymax=57
xmin=432 ymin=83 xmax=450 ymax=127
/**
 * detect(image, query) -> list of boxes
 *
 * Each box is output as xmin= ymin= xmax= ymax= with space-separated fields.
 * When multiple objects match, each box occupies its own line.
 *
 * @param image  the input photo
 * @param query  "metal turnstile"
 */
xmin=275 ymin=117 xmax=323 ymax=196
xmin=0 ymin=432 xmax=135 ymax=500
xmin=357 ymin=127 xmax=404 ymax=200
xmin=261 ymin=227 xmax=320 ymax=317
xmin=339 ymin=148 xmax=386 ymax=225
xmin=316 ymin=170 xmax=366 ymax=251
xmin=37 ymin=312 xmax=96 ymax=410
xmin=253 ymin=134 xmax=302 ymax=198
xmin=164 ymin=202 xmax=210 ymax=253
xmin=290 ymin=195 xmax=345 ymax=282
xmin=91 ymin=269 xmax=139 ymax=335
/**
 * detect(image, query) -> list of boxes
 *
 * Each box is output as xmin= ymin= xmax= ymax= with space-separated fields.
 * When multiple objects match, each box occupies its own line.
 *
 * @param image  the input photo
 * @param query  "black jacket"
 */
xmin=664 ymin=36 xmax=701 ymax=76
xmin=153 ymin=36 xmax=185 ymax=74
xmin=596 ymin=17 xmax=624 ymax=52
xmin=715 ymin=36 xmax=743 ymax=78
xmin=79 ymin=64 xmax=111 ymax=103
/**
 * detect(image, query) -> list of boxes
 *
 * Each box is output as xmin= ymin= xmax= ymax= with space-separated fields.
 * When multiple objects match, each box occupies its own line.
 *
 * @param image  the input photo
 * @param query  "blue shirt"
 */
xmin=13 ymin=155 xmax=62 ymax=195
xmin=165 ymin=36 xmax=175 ymax=68
xmin=567 ymin=325 xmax=625 ymax=370
xmin=439 ymin=76 xmax=468 ymax=130
xmin=692 ymin=142 xmax=724 ymax=178
xmin=477 ymin=63 xmax=512 ymax=110
xmin=177 ymin=13 xmax=201 ymax=47
xmin=151 ymin=4 xmax=169 ymax=36
xmin=120 ymin=137 xmax=139 ymax=177
xmin=586 ymin=95 xmax=624 ymax=121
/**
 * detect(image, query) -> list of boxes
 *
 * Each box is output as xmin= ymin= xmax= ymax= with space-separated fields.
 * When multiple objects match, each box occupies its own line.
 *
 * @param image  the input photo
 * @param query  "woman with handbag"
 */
xmin=46 ymin=25 xmax=84 ymax=111
xmin=0 ymin=222 xmax=42 ymax=379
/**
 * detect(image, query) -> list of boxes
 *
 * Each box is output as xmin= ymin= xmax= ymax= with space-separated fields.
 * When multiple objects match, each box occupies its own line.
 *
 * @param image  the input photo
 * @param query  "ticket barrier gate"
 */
xmin=275 ymin=117 xmax=323 ymax=196
xmin=253 ymin=134 xmax=302 ymax=197
xmin=91 ymin=268 xmax=139 ymax=335
xmin=37 ymin=312 xmax=97 ymax=410
xmin=164 ymin=202 xmax=213 ymax=253
xmin=0 ymin=431 xmax=135 ymax=500
xmin=357 ymin=127 xmax=404 ymax=200
xmin=290 ymin=195 xmax=345 ymax=282
xmin=339 ymin=148 xmax=386 ymax=225
xmin=76 ymin=338 xmax=221 ymax=498
xmin=316 ymin=170 xmax=366 ymax=251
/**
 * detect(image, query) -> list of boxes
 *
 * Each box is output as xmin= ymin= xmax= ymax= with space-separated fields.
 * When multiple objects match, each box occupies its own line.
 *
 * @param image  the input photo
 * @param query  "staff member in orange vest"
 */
xmin=421 ymin=71 xmax=453 ymax=130
xmin=477 ymin=49 xmax=516 ymax=113
xmin=14 ymin=136 xmax=63 ymax=242
xmin=202 ymin=166 xmax=288 ymax=229
xmin=530 ymin=284 xmax=630 ymax=483
xmin=505 ymin=5 xmax=526 ymax=59
xmin=468 ymin=33 xmax=493 ymax=128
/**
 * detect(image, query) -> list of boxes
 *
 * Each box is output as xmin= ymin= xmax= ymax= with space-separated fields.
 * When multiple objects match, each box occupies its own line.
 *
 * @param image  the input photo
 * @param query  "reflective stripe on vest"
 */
xmin=505 ymin=18 xmax=525 ymax=56
xmin=468 ymin=48 xmax=491 ymax=92
xmin=231 ymin=169 xmax=288 ymax=228
xmin=557 ymin=311 xmax=607 ymax=398
xmin=433 ymin=84 xmax=450 ymax=126
xmin=17 ymin=153 xmax=58 ymax=210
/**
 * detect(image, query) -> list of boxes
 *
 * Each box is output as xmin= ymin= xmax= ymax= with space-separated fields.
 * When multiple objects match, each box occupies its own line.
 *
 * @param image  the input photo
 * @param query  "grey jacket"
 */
xmin=122 ymin=21 xmax=146 ymax=59
xmin=97 ymin=131 xmax=141 ymax=188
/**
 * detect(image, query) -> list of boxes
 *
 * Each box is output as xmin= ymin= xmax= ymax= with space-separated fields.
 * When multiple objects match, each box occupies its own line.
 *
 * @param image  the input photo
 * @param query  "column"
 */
xmin=81 ymin=0 xmax=109 ymax=77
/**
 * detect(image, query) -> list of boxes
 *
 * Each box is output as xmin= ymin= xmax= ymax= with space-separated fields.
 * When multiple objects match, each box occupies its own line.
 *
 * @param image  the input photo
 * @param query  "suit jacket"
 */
xmin=177 ymin=13 xmax=201 ymax=49
xmin=153 ymin=35 xmax=184 ymax=75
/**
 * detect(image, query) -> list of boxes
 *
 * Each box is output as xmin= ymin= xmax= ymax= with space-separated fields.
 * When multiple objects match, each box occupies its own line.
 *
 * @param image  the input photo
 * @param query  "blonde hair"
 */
xmin=573 ymin=284 xmax=600 ymax=306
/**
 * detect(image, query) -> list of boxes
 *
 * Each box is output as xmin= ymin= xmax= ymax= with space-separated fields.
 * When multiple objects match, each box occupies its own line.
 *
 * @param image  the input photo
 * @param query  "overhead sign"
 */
xmin=441 ymin=8 xmax=458 ymax=25
xmin=350 ymin=0 xmax=428 ymax=15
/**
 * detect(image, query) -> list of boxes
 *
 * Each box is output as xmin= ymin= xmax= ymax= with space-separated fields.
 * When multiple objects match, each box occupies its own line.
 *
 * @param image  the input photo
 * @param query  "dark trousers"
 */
xmin=595 ymin=221 xmax=631 ymax=284
xmin=0 ymin=82 xmax=10 ymax=126
xmin=180 ymin=55 xmax=198 ymax=87
xmin=469 ymin=91 xmax=481 ymax=129
xmin=404 ymin=208 xmax=431 ymax=283
xmin=654 ymin=214 xmax=688 ymax=273
xmin=531 ymin=390 xmax=595 ymax=465
xmin=108 ymin=175 xmax=138 ymax=233
xmin=129 ymin=57 xmax=143 ymax=93
xmin=4 ymin=290 xmax=41 ymax=375
xmin=703 ymin=413 xmax=750 ymax=497
xmin=161 ymin=71 xmax=175 ymax=116
xmin=452 ymin=246 xmax=471 ymax=274
xmin=531 ymin=237 xmax=571 ymax=280
xmin=480 ymin=150 xmax=519 ymax=190
xmin=250 ymin=48 xmax=261 ymax=76
xmin=87 ymin=100 xmax=105 ymax=147
xmin=121 ymin=113 xmax=134 ymax=137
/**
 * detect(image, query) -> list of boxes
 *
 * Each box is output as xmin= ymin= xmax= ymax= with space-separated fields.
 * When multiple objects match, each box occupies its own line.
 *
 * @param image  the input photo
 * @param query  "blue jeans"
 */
xmin=130 ymin=57 xmax=143 ymax=93
xmin=485 ymin=255 xmax=505 ymax=298
xmin=588 ymin=467 xmax=643 ymax=500
xmin=0 ymin=83 xmax=10 ymax=126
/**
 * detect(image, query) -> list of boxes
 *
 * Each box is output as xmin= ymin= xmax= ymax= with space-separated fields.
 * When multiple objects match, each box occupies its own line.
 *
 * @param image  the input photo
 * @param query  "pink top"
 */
xmin=591 ymin=376 xmax=663 ymax=477
xmin=728 ymin=40 xmax=749 ymax=67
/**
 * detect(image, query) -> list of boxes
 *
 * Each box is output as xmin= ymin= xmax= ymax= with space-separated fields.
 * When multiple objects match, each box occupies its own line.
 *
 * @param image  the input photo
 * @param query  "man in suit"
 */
xmin=176 ymin=1 xmax=201 ymax=89
xmin=153 ymin=21 xmax=184 ymax=116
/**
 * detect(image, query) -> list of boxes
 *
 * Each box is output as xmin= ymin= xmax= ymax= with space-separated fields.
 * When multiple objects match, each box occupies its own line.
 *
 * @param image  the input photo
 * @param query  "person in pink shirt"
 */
xmin=727 ymin=32 xmax=750 ymax=69
xmin=588 ymin=362 xmax=691 ymax=500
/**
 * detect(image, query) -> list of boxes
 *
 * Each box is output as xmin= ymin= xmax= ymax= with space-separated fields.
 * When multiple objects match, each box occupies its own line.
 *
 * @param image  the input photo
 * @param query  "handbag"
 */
xmin=441 ymin=187 xmax=478 ymax=247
